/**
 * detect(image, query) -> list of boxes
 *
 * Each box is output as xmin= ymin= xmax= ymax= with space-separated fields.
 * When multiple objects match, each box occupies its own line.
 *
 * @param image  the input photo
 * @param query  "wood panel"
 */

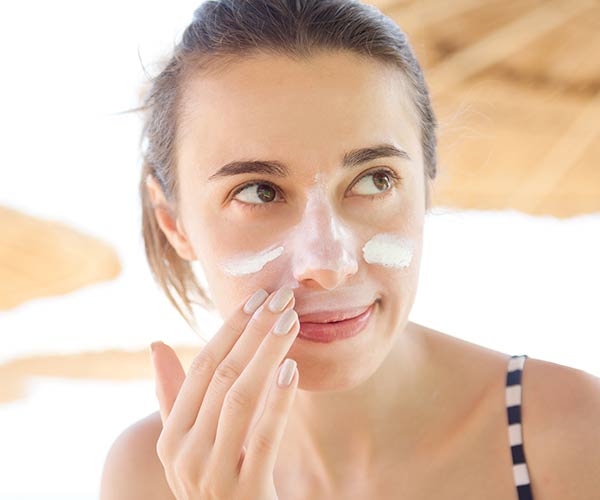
xmin=373 ymin=0 xmax=600 ymax=216
xmin=0 ymin=205 xmax=121 ymax=311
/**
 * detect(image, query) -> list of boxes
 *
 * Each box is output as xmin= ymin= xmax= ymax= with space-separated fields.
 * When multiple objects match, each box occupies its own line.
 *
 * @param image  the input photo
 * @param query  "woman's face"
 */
xmin=165 ymin=50 xmax=426 ymax=389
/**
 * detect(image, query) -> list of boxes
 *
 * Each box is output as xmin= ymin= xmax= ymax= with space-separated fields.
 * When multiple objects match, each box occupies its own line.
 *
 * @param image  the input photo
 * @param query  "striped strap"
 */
xmin=506 ymin=354 xmax=534 ymax=500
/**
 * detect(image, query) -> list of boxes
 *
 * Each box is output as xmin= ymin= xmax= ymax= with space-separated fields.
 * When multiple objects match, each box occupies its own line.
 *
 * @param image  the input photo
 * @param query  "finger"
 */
xmin=211 ymin=306 xmax=300 ymax=474
xmin=162 ymin=287 xmax=272 ymax=437
xmin=191 ymin=288 xmax=296 ymax=451
xmin=241 ymin=358 xmax=298 ymax=481
xmin=150 ymin=341 xmax=186 ymax=426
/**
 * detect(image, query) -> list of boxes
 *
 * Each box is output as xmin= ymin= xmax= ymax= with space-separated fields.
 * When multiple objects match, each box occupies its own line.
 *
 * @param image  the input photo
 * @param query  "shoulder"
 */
xmin=521 ymin=357 xmax=600 ymax=499
xmin=100 ymin=410 xmax=175 ymax=500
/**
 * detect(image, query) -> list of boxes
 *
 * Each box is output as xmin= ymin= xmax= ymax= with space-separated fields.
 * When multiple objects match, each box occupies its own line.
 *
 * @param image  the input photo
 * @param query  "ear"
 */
xmin=145 ymin=174 xmax=197 ymax=262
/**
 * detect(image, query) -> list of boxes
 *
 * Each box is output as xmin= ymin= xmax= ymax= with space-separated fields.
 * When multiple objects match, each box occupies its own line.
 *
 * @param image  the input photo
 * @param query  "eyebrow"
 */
xmin=207 ymin=143 xmax=411 ymax=181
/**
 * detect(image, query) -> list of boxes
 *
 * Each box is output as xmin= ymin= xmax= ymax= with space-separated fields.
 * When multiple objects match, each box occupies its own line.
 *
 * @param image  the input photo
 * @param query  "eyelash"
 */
xmin=230 ymin=167 xmax=402 ymax=212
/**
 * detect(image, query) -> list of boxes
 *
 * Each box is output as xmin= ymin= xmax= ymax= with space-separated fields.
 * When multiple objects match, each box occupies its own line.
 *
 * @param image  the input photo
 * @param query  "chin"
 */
xmin=291 ymin=342 xmax=388 ymax=395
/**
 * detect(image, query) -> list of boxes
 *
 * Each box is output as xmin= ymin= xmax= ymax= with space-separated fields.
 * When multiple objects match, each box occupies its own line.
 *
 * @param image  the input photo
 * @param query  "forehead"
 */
xmin=176 ymin=50 xmax=421 ymax=177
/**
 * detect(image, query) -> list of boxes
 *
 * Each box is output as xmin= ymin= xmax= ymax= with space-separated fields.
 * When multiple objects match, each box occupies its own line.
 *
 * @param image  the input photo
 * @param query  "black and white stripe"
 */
xmin=506 ymin=354 xmax=534 ymax=500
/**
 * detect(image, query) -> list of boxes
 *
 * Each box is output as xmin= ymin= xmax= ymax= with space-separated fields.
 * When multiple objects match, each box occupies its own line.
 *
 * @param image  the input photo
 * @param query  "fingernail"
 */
xmin=268 ymin=287 xmax=294 ymax=313
xmin=277 ymin=358 xmax=297 ymax=387
xmin=273 ymin=309 xmax=298 ymax=335
xmin=243 ymin=288 xmax=269 ymax=314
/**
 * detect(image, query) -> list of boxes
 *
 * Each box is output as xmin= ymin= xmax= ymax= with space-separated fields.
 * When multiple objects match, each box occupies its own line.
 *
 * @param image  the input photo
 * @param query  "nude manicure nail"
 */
xmin=268 ymin=287 xmax=294 ymax=313
xmin=278 ymin=358 xmax=297 ymax=387
xmin=273 ymin=309 xmax=298 ymax=335
xmin=243 ymin=288 xmax=269 ymax=314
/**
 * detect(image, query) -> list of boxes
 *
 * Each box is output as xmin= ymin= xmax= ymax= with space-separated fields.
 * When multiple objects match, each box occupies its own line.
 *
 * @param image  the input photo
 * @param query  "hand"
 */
xmin=150 ymin=286 xmax=300 ymax=500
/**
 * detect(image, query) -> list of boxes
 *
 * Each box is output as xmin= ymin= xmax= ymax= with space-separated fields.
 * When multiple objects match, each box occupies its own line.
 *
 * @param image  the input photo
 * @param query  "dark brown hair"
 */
xmin=136 ymin=0 xmax=438 ymax=333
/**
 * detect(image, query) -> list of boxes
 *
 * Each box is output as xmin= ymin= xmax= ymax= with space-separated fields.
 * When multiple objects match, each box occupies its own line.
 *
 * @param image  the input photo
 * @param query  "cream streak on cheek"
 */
xmin=222 ymin=246 xmax=284 ymax=276
xmin=362 ymin=233 xmax=414 ymax=268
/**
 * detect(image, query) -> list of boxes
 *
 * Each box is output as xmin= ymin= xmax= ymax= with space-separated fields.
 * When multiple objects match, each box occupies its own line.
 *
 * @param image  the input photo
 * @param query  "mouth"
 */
xmin=297 ymin=302 xmax=374 ymax=323
xmin=297 ymin=300 xmax=377 ymax=343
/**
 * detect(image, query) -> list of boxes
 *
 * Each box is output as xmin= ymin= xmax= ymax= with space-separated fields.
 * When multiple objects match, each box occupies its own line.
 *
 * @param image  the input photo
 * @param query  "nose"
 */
xmin=296 ymin=264 xmax=358 ymax=290
xmin=291 ymin=214 xmax=359 ymax=290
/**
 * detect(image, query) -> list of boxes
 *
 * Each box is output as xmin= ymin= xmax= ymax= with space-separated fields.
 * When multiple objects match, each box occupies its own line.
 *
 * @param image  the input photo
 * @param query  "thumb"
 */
xmin=149 ymin=341 xmax=186 ymax=425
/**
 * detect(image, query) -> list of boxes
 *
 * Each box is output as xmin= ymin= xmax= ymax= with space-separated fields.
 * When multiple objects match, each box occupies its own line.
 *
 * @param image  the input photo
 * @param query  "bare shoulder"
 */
xmin=100 ymin=410 xmax=175 ymax=500
xmin=416 ymin=324 xmax=600 ymax=498
xmin=521 ymin=357 xmax=600 ymax=499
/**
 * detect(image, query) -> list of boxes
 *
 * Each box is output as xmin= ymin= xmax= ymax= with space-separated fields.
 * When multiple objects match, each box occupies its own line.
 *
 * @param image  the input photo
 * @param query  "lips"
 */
xmin=297 ymin=302 xmax=374 ymax=324
xmin=297 ymin=302 xmax=376 ymax=343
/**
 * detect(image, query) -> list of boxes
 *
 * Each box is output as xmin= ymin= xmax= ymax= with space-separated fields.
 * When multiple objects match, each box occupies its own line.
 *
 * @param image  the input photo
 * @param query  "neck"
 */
xmin=281 ymin=321 xmax=442 ymax=486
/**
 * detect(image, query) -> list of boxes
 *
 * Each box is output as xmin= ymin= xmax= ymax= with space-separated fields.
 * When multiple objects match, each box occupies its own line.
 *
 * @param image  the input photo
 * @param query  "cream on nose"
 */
xmin=289 ymin=186 xmax=358 ymax=282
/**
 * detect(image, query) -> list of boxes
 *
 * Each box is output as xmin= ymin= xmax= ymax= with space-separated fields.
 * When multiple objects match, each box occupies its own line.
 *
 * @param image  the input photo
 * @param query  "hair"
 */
xmin=135 ymin=0 xmax=438 ymax=334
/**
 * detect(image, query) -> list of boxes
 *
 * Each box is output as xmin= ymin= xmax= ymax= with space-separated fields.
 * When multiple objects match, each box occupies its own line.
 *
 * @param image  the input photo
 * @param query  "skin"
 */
xmin=143 ymin=50 xmax=600 ymax=498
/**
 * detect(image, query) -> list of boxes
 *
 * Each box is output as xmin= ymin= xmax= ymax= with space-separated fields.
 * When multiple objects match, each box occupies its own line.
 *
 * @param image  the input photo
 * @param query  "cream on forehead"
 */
xmin=222 ymin=245 xmax=284 ymax=276
xmin=362 ymin=233 xmax=413 ymax=268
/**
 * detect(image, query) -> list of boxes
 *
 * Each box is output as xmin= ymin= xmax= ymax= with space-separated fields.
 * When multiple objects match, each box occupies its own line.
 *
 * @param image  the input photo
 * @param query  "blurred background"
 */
xmin=0 ymin=0 xmax=598 ymax=497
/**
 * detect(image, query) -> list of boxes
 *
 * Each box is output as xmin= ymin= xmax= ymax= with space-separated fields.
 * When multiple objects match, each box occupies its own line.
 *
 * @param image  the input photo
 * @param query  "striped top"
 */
xmin=506 ymin=354 xmax=534 ymax=500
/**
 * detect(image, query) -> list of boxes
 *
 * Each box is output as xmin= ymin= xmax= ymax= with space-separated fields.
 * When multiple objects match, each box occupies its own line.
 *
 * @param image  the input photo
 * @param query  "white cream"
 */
xmin=222 ymin=245 xmax=284 ymax=276
xmin=362 ymin=233 xmax=413 ymax=268
xmin=288 ymin=184 xmax=358 ymax=276
xmin=220 ymin=178 xmax=412 ymax=279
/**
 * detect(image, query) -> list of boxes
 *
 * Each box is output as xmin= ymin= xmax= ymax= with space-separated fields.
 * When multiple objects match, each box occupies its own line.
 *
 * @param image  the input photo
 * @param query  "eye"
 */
xmin=230 ymin=167 xmax=402 ymax=212
xmin=231 ymin=181 xmax=283 ymax=210
xmin=349 ymin=167 xmax=401 ymax=199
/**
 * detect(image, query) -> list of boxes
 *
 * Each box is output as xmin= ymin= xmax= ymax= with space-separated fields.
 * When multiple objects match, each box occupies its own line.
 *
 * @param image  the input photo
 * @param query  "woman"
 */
xmin=100 ymin=1 xmax=600 ymax=498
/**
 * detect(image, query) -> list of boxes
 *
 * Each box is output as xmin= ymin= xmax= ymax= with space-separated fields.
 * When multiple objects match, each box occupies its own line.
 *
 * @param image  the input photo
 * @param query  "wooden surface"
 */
xmin=0 ymin=345 xmax=199 ymax=405
xmin=0 ymin=205 xmax=121 ymax=311
xmin=372 ymin=0 xmax=600 ymax=217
